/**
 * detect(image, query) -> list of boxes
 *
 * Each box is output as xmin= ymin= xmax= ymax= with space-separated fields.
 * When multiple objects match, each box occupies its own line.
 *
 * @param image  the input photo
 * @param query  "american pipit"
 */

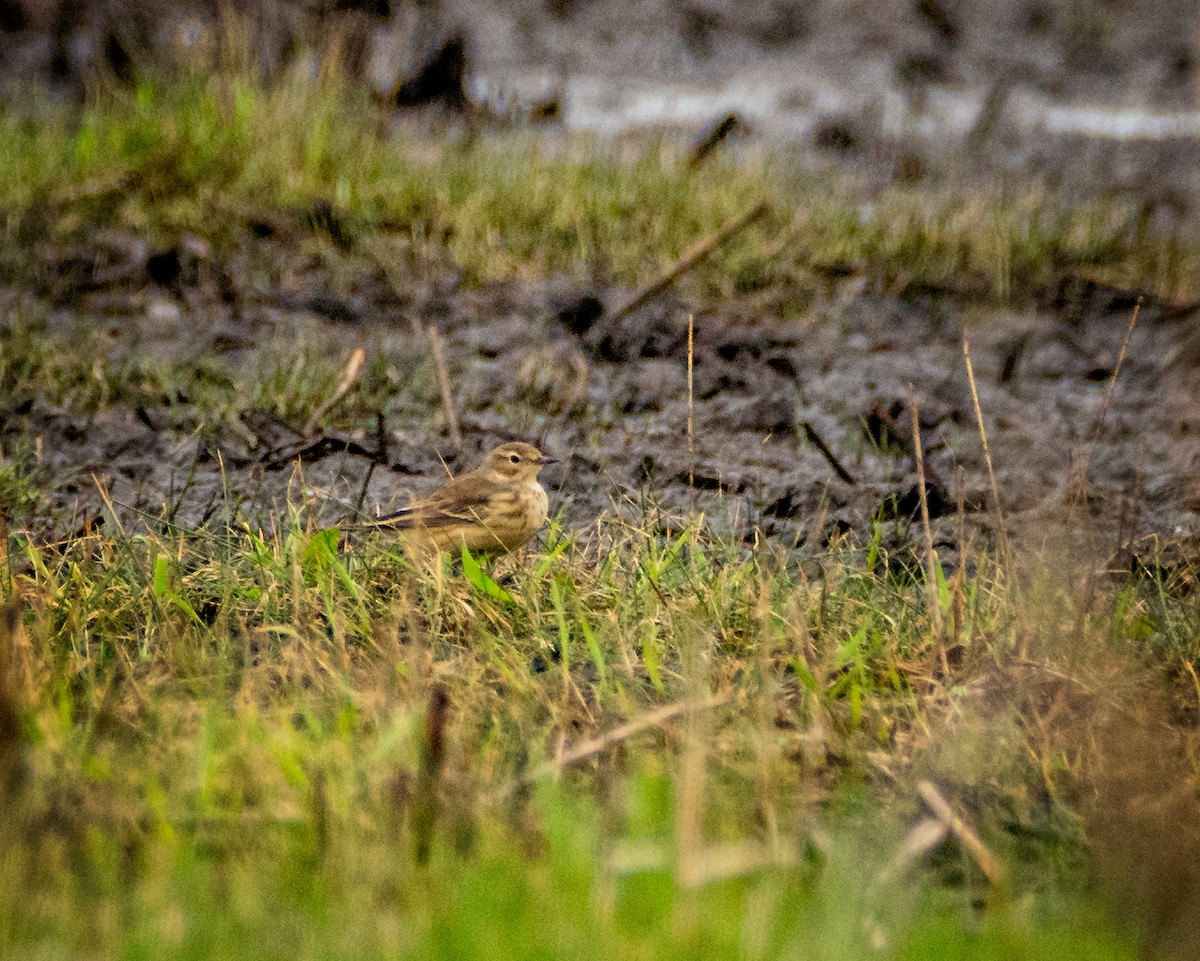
xmin=358 ymin=442 xmax=557 ymax=553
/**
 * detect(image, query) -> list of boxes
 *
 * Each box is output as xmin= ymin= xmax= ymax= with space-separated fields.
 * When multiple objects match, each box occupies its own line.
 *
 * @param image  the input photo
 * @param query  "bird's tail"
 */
xmin=345 ymin=506 xmax=417 ymax=530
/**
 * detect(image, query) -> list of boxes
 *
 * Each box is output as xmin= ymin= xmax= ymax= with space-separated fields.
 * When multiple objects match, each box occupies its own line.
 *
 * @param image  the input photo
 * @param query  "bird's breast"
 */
xmin=528 ymin=482 xmax=549 ymax=525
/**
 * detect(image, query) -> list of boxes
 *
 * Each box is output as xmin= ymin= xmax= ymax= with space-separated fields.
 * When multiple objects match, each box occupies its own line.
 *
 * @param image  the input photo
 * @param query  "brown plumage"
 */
xmin=358 ymin=442 xmax=557 ymax=553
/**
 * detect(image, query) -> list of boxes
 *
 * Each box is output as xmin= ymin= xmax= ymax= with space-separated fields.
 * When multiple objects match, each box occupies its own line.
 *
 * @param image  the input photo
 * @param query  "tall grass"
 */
xmin=1 ymin=493 xmax=1196 ymax=958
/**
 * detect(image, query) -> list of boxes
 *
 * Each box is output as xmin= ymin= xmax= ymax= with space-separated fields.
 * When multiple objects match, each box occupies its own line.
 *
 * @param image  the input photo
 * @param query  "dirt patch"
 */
xmin=3 ymin=226 xmax=1198 ymax=567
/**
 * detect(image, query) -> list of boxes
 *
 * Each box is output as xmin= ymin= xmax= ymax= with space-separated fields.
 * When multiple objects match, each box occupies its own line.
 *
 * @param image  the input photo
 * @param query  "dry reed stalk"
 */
xmin=962 ymin=333 xmax=1010 ymax=558
xmin=425 ymin=325 xmax=462 ymax=451
xmin=908 ymin=385 xmax=948 ymax=675
xmin=1063 ymin=301 xmax=1141 ymax=609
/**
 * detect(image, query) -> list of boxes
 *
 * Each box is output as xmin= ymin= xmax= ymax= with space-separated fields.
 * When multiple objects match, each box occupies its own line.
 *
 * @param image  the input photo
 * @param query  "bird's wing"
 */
xmin=362 ymin=474 xmax=494 ymax=530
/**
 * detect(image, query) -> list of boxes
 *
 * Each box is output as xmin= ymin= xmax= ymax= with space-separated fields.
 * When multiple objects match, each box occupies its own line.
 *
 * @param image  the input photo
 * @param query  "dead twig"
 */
xmin=354 ymin=461 xmax=377 ymax=518
xmin=426 ymin=325 xmax=462 ymax=451
xmin=304 ymin=346 xmax=366 ymax=437
xmin=686 ymin=113 xmax=741 ymax=169
xmin=352 ymin=410 xmax=390 ymax=517
xmin=609 ymin=838 xmax=799 ymax=884
xmin=865 ymin=402 xmax=946 ymax=492
xmin=609 ymin=201 xmax=770 ymax=323
xmin=483 ymin=692 xmax=729 ymax=808
xmin=262 ymin=435 xmax=378 ymax=471
xmin=800 ymin=421 xmax=857 ymax=485
xmin=965 ymin=80 xmax=1011 ymax=151
xmin=374 ymin=410 xmax=389 ymax=465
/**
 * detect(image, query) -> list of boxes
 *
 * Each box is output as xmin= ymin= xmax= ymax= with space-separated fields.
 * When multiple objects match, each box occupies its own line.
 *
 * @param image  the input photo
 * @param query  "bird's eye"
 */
xmin=509 ymin=454 xmax=521 ymax=464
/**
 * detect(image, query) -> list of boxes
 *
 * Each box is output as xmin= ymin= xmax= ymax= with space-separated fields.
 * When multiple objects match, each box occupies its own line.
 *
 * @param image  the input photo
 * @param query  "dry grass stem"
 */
xmin=962 ymin=333 xmax=1010 ymax=557
xmin=687 ymin=312 xmax=695 ymax=485
xmin=908 ymin=384 xmax=947 ymax=673
xmin=304 ymin=345 xmax=366 ymax=436
xmin=426 ymin=325 xmax=463 ymax=451
xmin=1182 ymin=659 xmax=1200 ymax=718
xmin=1068 ymin=300 xmax=1139 ymax=528
xmin=547 ymin=692 xmax=729 ymax=775
xmin=877 ymin=817 xmax=950 ymax=884
xmin=1087 ymin=300 xmax=1141 ymax=457
xmin=91 ymin=473 xmax=126 ymax=537
xmin=917 ymin=780 xmax=1006 ymax=886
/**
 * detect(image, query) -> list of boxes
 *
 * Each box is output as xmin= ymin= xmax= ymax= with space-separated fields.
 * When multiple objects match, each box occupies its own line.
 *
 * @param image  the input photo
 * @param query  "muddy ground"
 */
xmin=3 ymin=223 xmax=1199 ymax=569
xmin=2 ymin=0 xmax=1200 ymax=565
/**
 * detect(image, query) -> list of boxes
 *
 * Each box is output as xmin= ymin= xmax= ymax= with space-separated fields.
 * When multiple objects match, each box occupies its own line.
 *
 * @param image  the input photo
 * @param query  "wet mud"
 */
xmin=3 ymin=223 xmax=1198 ymax=569
xmin=2 ymin=1 xmax=1199 ymax=564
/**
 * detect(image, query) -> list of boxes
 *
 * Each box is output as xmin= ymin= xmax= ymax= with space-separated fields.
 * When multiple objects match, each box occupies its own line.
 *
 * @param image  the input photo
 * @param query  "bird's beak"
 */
xmin=535 ymin=456 xmax=558 ymax=466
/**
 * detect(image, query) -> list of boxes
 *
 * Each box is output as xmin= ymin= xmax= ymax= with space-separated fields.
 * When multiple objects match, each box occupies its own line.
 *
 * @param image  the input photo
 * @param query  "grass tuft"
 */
xmin=1 ymin=487 xmax=1198 ymax=957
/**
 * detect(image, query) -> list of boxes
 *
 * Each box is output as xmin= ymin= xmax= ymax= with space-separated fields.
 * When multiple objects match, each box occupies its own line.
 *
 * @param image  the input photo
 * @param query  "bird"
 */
xmin=354 ymin=442 xmax=557 ymax=554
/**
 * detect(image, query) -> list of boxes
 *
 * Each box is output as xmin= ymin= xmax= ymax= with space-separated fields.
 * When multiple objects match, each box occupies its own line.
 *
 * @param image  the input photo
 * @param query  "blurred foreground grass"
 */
xmin=1 ymin=506 xmax=1187 ymax=960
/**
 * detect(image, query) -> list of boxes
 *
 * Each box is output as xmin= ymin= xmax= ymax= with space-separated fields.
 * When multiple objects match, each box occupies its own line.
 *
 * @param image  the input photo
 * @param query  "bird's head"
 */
xmin=483 ymin=442 xmax=557 ymax=482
